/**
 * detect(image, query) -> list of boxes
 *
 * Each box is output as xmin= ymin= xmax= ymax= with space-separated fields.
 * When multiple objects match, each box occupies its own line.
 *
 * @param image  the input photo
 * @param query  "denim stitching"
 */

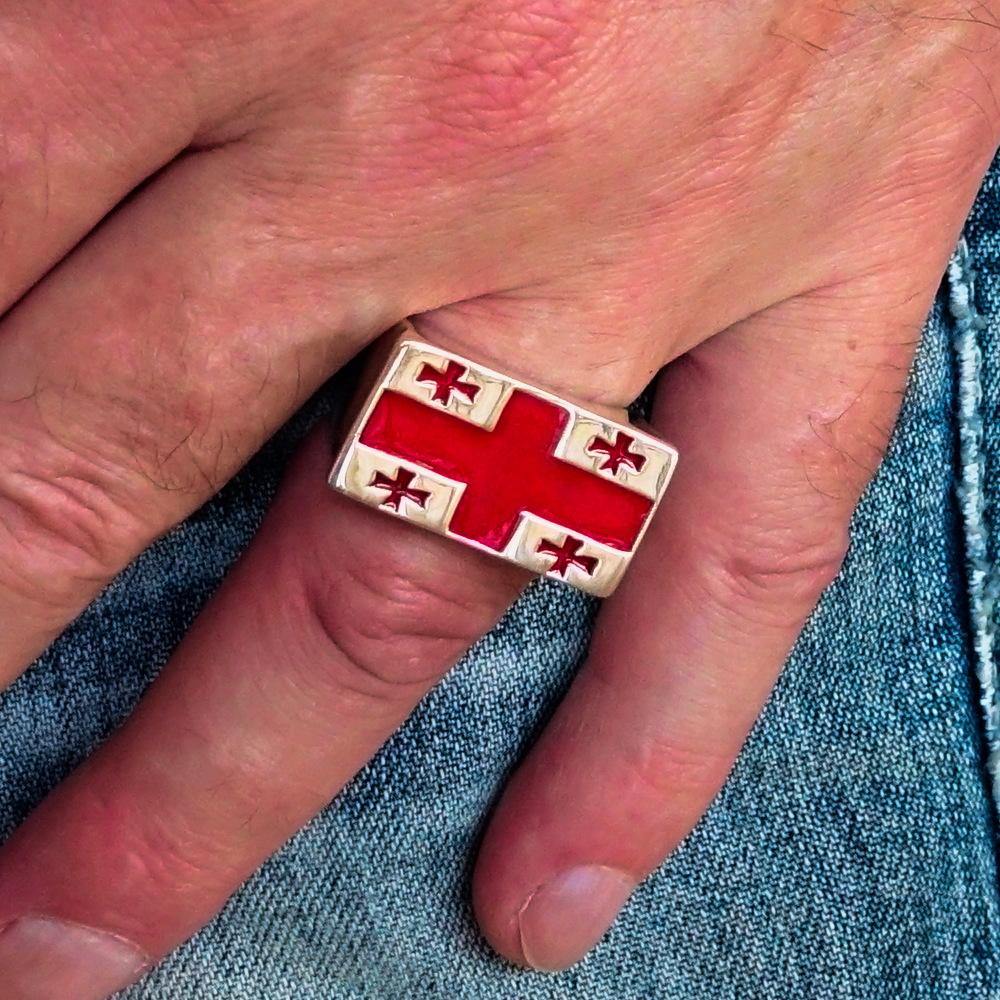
xmin=950 ymin=239 xmax=1000 ymax=804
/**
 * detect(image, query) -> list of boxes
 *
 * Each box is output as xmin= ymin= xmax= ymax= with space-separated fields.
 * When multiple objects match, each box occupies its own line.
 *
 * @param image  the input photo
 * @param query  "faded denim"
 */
xmin=3 ymin=164 xmax=1000 ymax=996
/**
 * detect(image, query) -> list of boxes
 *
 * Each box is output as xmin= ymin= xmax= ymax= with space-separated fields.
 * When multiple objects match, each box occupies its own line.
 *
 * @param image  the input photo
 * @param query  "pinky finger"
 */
xmin=471 ymin=288 xmax=921 ymax=970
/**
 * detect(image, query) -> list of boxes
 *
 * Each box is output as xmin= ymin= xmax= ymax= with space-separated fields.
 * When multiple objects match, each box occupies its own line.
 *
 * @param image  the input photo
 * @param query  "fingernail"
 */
xmin=0 ymin=916 xmax=151 ymax=1000
xmin=517 ymin=865 xmax=636 ymax=972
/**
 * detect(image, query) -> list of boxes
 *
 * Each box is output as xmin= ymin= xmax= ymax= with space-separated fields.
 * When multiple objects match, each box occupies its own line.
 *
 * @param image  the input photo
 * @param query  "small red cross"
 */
xmin=537 ymin=536 xmax=599 ymax=577
xmin=417 ymin=360 xmax=481 ymax=405
xmin=587 ymin=431 xmax=647 ymax=475
xmin=359 ymin=389 xmax=652 ymax=552
xmin=368 ymin=468 xmax=430 ymax=512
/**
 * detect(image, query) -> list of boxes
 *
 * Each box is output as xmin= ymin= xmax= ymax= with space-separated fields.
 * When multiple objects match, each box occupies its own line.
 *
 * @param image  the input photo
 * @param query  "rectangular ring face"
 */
xmin=329 ymin=332 xmax=678 ymax=597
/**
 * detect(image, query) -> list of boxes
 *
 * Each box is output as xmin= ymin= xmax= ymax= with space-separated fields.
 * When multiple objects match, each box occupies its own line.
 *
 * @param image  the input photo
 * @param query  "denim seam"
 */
xmin=949 ymin=239 xmax=1000 ymax=808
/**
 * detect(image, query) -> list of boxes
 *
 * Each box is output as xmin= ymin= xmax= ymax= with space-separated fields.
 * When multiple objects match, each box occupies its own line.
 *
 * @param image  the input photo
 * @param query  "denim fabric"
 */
xmin=4 ymin=180 xmax=1000 ymax=999
xmin=956 ymin=182 xmax=1000 ymax=808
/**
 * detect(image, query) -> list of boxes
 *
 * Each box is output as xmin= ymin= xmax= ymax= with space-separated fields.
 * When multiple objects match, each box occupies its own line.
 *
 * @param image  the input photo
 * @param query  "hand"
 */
xmin=0 ymin=1 xmax=996 ymax=995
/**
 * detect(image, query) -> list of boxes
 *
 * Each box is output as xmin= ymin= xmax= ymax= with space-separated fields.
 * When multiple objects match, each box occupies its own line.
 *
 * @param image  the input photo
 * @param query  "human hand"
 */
xmin=0 ymin=1 xmax=996 ymax=995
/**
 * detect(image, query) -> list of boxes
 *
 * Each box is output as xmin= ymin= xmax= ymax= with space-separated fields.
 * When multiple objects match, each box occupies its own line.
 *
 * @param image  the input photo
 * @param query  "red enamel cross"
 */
xmin=331 ymin=334 xmax=677 ymax=596
xmin=358 ymin=388 xmax=653 ymax=553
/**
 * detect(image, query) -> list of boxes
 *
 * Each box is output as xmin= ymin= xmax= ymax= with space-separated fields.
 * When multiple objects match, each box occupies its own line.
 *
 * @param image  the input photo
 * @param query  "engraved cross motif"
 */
xmin=417 ymin=360 xmax=481 ymax=405
xmin=368 ymin=468 xmax=431 ymax=512
xmin=587 ymin=431 xmax=647 ymax=475
xmin=536 ymin=536 xmax=599 ymax=577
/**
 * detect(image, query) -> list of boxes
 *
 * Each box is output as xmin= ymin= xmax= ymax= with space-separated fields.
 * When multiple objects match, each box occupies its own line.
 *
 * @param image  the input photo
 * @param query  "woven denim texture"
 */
xmin=3 ymin=170 xmax=1000 ymax=997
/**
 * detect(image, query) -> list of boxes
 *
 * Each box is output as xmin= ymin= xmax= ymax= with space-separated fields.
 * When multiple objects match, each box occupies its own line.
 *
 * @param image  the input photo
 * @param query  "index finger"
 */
xmin=0 ymin=1 xmax=246 ymax=311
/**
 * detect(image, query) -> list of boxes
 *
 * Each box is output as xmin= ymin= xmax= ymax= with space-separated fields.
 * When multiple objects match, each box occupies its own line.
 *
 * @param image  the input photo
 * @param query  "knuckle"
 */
xmin=106 ymin=811 xmax=223 ymax=902
xmin=0 ymin=365 xmax=236 ymax=607
xmin=387 ymin=0 xmax=620 ymax=163
xmin=702 ymin=525 xmax=849 ymax=631
xmin=0 ymin=421 xmax=144 ymax=606
xmin=67 ymin=782 xmax=246 ymax=937
xmin=30 ymin=333 xmax=272 ymax=501
xmin=299 ymin=534 xmax=516 ymax=703
xmin=617 ymin=731 xmax=735 ymax=808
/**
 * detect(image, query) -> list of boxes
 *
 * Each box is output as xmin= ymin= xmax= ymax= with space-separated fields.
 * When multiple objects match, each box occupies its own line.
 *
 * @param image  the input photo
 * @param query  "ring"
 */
xmin=329 ymin=322 xmax=678 ymax=596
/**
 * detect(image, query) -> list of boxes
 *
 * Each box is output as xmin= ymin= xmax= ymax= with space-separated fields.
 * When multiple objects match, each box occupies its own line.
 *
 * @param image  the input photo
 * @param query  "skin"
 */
xmin=0 ymin=0 xmax=998 ymax=993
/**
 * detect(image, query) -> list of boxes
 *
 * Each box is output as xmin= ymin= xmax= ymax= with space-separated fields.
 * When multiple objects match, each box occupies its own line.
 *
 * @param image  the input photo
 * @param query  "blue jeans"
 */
xmin=3 ymin=163 xmax=1000 ymax=998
